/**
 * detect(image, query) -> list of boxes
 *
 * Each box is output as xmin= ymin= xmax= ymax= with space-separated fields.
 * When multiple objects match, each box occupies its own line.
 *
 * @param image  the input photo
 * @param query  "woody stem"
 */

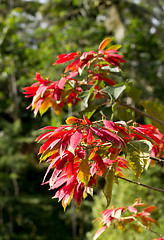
xmin=117 ymin=176 xmax=164 ymax=193
xmin=117 ymin=101 xmax=164 ymax=126
xmin=133 ymin=217 xmax=164 ymax=238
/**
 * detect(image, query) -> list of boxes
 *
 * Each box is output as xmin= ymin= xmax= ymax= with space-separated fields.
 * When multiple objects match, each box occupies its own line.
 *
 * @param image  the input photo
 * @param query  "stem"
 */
xmin=133 ymin=217 xmax=164 ymax=238
xmin=117 ymin=176 xmax=164 ymax=193
xmin=117 ymin=101 xmax=164 ymax=126
xmin=80 ymin=142 xmax=112 ymax=149
xmin=150 ymin=156 xmax=164 ymax=163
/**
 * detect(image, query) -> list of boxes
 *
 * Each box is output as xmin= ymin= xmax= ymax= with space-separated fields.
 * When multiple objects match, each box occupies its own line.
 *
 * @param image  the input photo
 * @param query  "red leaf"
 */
xmin=90 ymin=127 xmax=106 ymax=141
xmin=73 ymin=183 xmax=83 ymax=207
xmin=40 ymin=126 xmax=57 ymax=131
xmin=34 ymin=99 xmax=44 ymax=116
xmin=58 ymin=78 xmax=66 ymax=90
xmin=43 ymin=155 xmax=60 ymax=182
xmin=93 ymin=154 xmax=106 ymax=176
xmin=65 ymin=58 xmax=80 ymax=72
xmin=83 ymin=115 xmax=92 ymax=125
xmin=144 ymin=206 xmax=157 ymax=213
xmin=75 ymin=147 xmax=86 ymax=159
xmin=70 ymin=129 xmax=82 ymax=149
xmin=36 ymin=131 xmax=54 ymax=142
xmin=93 ymin=226 xmax=107 ymax=240
xmin=65 ymin=161 xmax=74 ymax=178
xmin=50 ymin=173 xmax=68 ymax=189
xmin=85 ymin=129 xmax=95 ymax=144
xmin=101 ymin=128 xmax=125 ymax=149
xmin=53 ymin=52 xmax=78 ymax=65
xmin=128 ymin=206 xmax=138 ymax=213
xmin=39 ymin=138 xmax=61 ymax=154
xmin=104 ymin=120 xmax=117 ymax=131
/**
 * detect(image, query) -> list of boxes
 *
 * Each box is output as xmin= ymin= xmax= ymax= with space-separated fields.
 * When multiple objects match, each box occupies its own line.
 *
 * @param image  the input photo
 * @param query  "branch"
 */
xmin=117 ymin=176 xmax=164 ymax=193
xmin=117 ymin=101 xmax=164 ymax=126
xmin=150 ymin=156 xmax=164 ymax=163
xmin=133 ymin=217 xmax=164 ymax=238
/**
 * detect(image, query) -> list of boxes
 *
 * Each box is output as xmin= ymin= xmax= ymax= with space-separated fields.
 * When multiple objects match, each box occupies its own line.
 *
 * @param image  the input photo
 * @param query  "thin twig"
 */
xmin=150 ymin=156 xmax=164 ymax=163
xmin=133 ymin=217 xmax=164 ymax=238
xmin=117 ymin=176 xmax=164 ymax=193
xmin=117 ymin=101 xmax=164 ymax=126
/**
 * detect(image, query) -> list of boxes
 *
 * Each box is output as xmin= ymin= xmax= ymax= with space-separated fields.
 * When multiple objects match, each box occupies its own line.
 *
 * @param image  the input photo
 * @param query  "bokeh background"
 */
xmin=0 ymin=0 xmax=164 ymax=239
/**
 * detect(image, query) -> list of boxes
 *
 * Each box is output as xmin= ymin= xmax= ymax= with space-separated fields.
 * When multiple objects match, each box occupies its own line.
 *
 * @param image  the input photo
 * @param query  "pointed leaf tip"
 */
xmin=98 ymin=38 xmax=112 ymax=51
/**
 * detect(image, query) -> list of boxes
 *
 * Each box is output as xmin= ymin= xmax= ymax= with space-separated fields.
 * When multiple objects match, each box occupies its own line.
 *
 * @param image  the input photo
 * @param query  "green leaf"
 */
xmin=79 ymin=104 xmax=99 ymax=119
xmin=112 ymin=102 xmax=134 ymax=121
xmin=127 ymin=140 xmax=153 ymax=179
xmin=130 ymin=224 xmax=142 ymax=233
xmin=103 ymin=162 xmax=118 ymax=207
xmin=78 ymin=90 xmax=90 ymax=107
xmin=125 ymin=81 xmax=142 ymax=104
xmin=142 ymin=100 xmax=164 ymax=134
xmin=78 ymin=86 xmax=94 ymax=107
xmin=102 ymin=83 xmax=126 ymax=100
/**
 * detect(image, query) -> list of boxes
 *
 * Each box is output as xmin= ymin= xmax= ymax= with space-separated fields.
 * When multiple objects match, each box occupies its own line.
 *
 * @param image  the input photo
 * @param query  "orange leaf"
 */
xmin=98 ymin=38 xmax=112 ymax=51
xmin=39 ymin=97 xmax=52 ymax=116
xmin=66 ymin=116 xmax=78 ymax=124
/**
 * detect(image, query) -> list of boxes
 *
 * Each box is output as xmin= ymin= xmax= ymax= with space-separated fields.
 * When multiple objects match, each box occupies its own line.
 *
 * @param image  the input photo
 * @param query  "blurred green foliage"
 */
xmin=0 ymin=0 xmax=164 ymax=239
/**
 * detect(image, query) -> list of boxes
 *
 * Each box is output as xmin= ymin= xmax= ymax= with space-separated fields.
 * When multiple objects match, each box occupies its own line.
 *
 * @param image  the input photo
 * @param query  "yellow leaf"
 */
xmin=77 ymin=158 xmax=90 ymax=185
xmin=39 ymin=97 xmax=52 ymax=116
xmin=127 ymin=140 xmax=153 ymax=179
xmin=107 ymin=44 xmax=122 ymax=51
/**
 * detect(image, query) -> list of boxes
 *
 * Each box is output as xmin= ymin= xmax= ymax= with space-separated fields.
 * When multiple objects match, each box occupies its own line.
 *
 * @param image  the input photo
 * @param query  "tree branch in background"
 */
xmin=117 ymin=101 xmax=164 ymax=126
xmin=117 ymin=176 xmax=164 ymax=193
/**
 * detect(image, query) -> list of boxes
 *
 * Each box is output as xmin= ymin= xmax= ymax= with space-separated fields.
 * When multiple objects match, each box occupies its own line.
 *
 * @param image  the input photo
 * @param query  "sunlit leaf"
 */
xmin=101 ymin=84 xmax=126 ymax=100
xmin=98 ymin=37 xmax=112 ymax=51
xmin=93 ymin=226 xmax=107 ymax=240
xmin=77 ymin=158 xmax=90 ymax=185
xmin=66 ymin=116 xmax=78 ymax=124
xmin=39 ymin=97 xmax=52 ymax=116
xmin=106 ymin=44 xmax=122 ymax=51
xmin=127 ymin=140 xmax=153 ymax=179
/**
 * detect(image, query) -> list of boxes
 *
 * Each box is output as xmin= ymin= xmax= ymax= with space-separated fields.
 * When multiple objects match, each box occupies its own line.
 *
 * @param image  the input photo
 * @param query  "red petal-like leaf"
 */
xmin=104 ymin=120 xmax=117 ymax=131
xmin=83 ymin=115 xmax=92 ymax=125
xmin=50 ymin=173 xmax=68 ymax=189
xmin=93 ymin=226 xmax=107 ymax=240
xmin=128 ymin=206 xmax=138 ymax=213
xmin=70 ymin=128 xmax=82 ymax=149
xmin=101 ymin=129 xmax=125 ymax=148
xmin=53 ymin=52 xmax=78 ymax=65
xmin=36 ymin=131 xmax=54 ymax=142
xmin=73 ymin=183 xmax=83 ymax=207
xmin=93 ymin=154 xmax=107 ymax=176
xmin=144 ymin=206 xmax=157 ymax=213
xmin=58 ymin=78 xmax=66 ymax=90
